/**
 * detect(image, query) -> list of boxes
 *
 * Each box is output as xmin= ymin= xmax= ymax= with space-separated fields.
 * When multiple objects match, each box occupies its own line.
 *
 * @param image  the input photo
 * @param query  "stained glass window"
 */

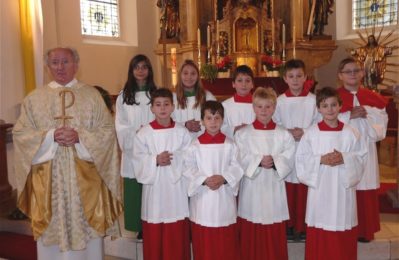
xmin=80 ymin=0 xmax=120 ymax=37
xmin=353 ymin=0 xmax=398 ymax=29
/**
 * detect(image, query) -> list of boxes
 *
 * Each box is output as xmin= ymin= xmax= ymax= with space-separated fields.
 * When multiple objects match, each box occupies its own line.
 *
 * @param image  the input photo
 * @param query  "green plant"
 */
xmin=200 ymin=63 xmax=218 ymax=83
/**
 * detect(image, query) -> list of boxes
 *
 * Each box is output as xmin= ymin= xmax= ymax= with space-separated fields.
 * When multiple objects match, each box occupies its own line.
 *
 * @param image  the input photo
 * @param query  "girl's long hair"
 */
xmin=175 ymin=60 xmax=206 ymax=109
xmin=122 ymin=54 xmax=157 ymax=105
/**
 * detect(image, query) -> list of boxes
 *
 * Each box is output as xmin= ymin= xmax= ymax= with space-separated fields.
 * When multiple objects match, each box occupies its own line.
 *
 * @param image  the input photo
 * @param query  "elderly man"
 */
xmin=13 ymin=47 xmax=122 ymax=259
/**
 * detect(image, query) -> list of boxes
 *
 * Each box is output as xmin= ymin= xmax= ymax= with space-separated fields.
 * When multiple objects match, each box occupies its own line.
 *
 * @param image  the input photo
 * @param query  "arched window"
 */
xmin=80 ymin=0 xmax=120 ymax=37
xmin=353 ymin=0 xmax=398 ymax=29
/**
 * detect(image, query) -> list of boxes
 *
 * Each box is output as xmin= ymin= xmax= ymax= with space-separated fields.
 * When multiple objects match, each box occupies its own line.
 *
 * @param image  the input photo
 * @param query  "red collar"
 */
xmin=284 ymin=79 xmax=314 ymax=97
xmin=338 ymin=86 xmax=388 ymax=113
xmin=150 ymin=119 xmax=175 ymax=129
xmin=198 ymin=131 xmax=226 ymax=144
xmin=234 ymin=93 xmax=253 ymax=103
xmin=253 ymin=119 xmax=276 ymax=130
xmin=318 ymin=120 xmax=344 ymax=131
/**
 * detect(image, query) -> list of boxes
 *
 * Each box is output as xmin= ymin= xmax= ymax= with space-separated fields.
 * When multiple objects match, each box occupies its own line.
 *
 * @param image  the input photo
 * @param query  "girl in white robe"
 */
xmin=173 ymin=59 xmax=216 ymax=139
xmin=115 ymin=54 xmax=156 ymax=238
xmin=235 ymin=88 xmax=295 ymax=260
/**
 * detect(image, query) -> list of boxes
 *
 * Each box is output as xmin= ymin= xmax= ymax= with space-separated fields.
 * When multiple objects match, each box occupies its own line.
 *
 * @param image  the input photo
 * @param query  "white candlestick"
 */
xmin=282 ymin=24 xmax=286 ymax=50
xmin=292 ymin=26 xmax=296 ymax=58
xmin=197 ymin=28 xmax=201 ymax=50
xmin=216 ymin=20 xmax=220 ymax=55
xmin=207 ymin=25 xmax=211 ymax=49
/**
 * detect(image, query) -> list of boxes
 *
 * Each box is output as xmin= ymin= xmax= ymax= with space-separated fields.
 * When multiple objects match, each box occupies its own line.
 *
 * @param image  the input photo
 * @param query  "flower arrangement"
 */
xmin=200 ymin=63 xmax=218 ymax=83
xmin=261 ymin=54 xmax=282 ymax=71
xmin=216 ymin=56 xmax=233 ymax=72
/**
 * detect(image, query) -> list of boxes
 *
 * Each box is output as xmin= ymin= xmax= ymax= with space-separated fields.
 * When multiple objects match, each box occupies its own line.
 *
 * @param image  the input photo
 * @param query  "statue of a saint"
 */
xmin=157 ymin=0 xmax=180 ymax=39
xmin=350 ymin=34 xmax=393 ymax=89
xmin=312 ymin=0 xmax=334 ymax=35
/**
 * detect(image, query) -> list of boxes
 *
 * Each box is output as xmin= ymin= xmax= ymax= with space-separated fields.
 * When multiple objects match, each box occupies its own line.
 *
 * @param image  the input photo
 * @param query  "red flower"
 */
xmin=261 ymin=54 xmax=282 ymax=70
xmin=303 ymin=79 xmax=315 ymax=93
xmin=216 ymin=56 xmax=232 ymax=71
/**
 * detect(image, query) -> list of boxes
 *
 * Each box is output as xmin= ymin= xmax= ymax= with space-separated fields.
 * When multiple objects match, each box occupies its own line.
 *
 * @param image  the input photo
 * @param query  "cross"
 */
xmin=54 ymin=89 xmax=75 ymax=126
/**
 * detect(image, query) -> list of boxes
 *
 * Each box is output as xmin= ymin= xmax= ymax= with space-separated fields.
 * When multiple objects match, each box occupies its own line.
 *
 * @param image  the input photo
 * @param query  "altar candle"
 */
xmin=171 ymin=48 xmax=177 ymax=87
xmin=271 ymin=18 xmax=275 ymax=47
xmin=197 ymin=28 xmax=201 ymax=49
xmin=282 ymin=24 xmax=286 ymax=50
xmin=207 ymin=25 xmax=211 ymax=49
xmin=292 ymin=25 xmax=296 ymax=58
xmin=216 ymin=20 xmax=220 ymax=54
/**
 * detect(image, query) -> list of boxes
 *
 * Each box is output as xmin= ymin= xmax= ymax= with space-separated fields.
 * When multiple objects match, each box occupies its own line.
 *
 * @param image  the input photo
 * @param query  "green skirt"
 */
xmin=123 ymin=178 xmax=142 ymax=232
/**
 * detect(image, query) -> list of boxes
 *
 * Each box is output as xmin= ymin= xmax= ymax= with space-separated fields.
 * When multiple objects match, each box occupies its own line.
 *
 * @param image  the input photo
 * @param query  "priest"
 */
xmin=13 ymin=47 xmax=123 ymax=259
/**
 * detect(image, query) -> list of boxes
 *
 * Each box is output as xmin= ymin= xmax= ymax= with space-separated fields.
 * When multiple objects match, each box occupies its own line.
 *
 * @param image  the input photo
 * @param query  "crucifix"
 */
xmin=54 ymin=90 xmax=75 ymax=126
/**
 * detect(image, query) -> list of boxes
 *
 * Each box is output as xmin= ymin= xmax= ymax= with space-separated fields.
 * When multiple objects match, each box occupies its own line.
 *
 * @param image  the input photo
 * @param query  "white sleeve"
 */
xmin=132 ymin=130 xmax=158 ymax=185
xmin=234 ymin=130 xmax=263 ymax=179
xmin=365 ymin=106 xmax=388 ymax=142
xmin=221 ymin=143 xmax=244 ymax=196
xmin=183 ymin=143 xmax=209 ymax=196
xmin=273 ymin=131 xmax=295 ymax=180
xmin=168 ymin=129 xmax=193 ymax=183
xmin=31 ymin=129 xmax=58 ymax=164
xmin=296 ymin=132 xmax=322 ymax=188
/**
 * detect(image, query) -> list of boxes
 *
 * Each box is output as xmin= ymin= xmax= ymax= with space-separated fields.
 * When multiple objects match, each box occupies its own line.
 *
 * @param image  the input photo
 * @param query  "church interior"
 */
xmin=0 ymin=0 xmax=398 ymax=259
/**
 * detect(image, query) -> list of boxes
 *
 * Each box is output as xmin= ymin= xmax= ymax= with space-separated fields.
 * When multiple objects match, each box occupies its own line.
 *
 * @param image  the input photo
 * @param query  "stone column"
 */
xmin=387 ymin=88 xmax=399 ymax=207
xmin=0 ymin=122 xmax=15 ymax=215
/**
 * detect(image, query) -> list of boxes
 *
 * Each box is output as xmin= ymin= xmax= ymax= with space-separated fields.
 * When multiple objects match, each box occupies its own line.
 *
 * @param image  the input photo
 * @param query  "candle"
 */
xmin=282 ymin=24 xmax=286 ymax=50
xmin=216 ymin=20 xmax=220 ymax=55
xmin=171 ymin=48 xmax=177 ymax=87
xmin=197 ymin=28 xmax=201 ymax=50
xmin=271 ymin=18 xmax=275 ymax=48
xmin=292 ymin=26 xmax=296 ymax=58
xmin=207 ymin=25 xmax=211 ymax=49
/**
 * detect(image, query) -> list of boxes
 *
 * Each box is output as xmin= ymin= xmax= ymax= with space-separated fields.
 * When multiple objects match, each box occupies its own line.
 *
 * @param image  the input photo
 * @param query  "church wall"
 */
xmin=42 ymin=0 xmax=162 ymax=95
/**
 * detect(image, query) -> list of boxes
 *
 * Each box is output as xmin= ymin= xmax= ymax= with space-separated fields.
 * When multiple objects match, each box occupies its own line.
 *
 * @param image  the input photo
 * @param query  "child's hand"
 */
xmin=288 ymin=127 xmax=304 ymax=141
xmin=204 ymin=175 xmax=225 ymax=190
xmin=350 ymin=106 xmax=367 ymax=119
xmin=185 ymin=119 xmax=201 ymax=132
xmin=320 ymin=150 xmax=343 ymax=166
xmin=234 ymin=124 xmax=247 ymax=134
xmin=260 ymin=155 xmax=274 ymax=169
xmin=156 ymin=151 xmax=173 ymax=166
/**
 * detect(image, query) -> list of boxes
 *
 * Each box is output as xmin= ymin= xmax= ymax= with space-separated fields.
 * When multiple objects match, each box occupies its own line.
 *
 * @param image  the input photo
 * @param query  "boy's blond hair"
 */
xmin=253 ymin=87 xmax=277 ymax=105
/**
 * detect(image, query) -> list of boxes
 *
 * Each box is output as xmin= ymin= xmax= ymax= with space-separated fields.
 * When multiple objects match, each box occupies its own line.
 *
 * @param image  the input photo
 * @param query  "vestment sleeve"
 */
xmin=183 ymin=142 xmax=209 ymax=196
xmin=234 ymin=130 xmax=263 ymax=179
xmin=273 ymin=131 xmax=295 ymax=180
xmin=133 ymin=129 xmax=158 ymax=184
xmin=295 ymin=132 xmax=322 ymax=188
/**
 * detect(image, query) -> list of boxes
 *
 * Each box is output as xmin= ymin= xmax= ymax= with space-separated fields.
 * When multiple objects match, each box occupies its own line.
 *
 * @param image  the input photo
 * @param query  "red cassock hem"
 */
xmin=306 ymin=226 xmax=357 ymax=260
xmin=142 ymin=219 xmax=191 ymax=260
xmin=285 ymin=182 xmax=308 ymax=232
xmin=238 ymin=217 xmax=288 ymax=260
xmin=356 ymin=189 xmax=380 ymax=240
xmin=191 ymin=221 xmax=240 ymax=260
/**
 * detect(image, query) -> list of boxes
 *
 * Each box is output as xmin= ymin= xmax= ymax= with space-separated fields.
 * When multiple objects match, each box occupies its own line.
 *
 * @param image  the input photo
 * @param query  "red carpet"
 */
xmin=0 ymin=231 xmax=37 ymax=260
xmin=378 ymin=183 xmax=399 ymax=214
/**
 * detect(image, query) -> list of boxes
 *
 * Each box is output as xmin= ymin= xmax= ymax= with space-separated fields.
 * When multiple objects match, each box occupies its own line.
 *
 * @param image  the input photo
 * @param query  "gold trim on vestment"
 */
xmin=18 ymin=161 xmax=52 ymax=239
xmin=74 ymin=156 xmax=123 ymax=235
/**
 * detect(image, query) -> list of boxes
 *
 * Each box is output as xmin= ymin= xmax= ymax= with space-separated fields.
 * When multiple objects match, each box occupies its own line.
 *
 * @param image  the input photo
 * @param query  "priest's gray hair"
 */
xmin=44 ymin=47 xmax=80 ymax=65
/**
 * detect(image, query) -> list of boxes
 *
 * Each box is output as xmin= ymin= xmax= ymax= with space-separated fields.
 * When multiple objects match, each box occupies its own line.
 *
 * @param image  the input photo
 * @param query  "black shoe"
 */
xmin=286 ymin=227 xmax=294 ymax=241
xmin=299 ymin=232 xmax=306 ymax=241
xmin=136 ymin=231 xmax=143 ymax=241
xmin=358 ymin=237 xmax=371 ymax=243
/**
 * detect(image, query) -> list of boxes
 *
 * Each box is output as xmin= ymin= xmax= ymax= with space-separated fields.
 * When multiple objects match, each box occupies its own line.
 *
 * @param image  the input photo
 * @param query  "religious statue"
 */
xmin=157 ymin=0 xmax=180 ymax=39
xmin=312 ymin=0 xmax=334 ymax=35
xmin=350 ymin=34 xmax=395 ymax=90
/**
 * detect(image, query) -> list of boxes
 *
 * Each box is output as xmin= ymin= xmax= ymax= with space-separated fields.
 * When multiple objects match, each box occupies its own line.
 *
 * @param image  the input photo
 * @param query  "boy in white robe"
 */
xmin=133 ymin=88 xmax=192 ymax=260
xmin=235 ymin=87 xmax=295 ymax=260
xmin=336 ymin=57 xmax=388 ymax=242
xmin=184 ymin=100 xmax=244 ymax=260
xmin=273 ymin=59 xmax=320 ymax=239
xmin=221 ymin=65 xmax=256 ymax=138
xmin=296 ymin=87 xmax=367 ymax=260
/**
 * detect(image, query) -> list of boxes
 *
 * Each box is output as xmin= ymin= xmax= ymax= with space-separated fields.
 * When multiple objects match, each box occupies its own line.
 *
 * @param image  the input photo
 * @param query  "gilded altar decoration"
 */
xmin=349 ymin=27 xmax=398 ymax=90
xmin=157 ymin=0 xmax=180 ymax=40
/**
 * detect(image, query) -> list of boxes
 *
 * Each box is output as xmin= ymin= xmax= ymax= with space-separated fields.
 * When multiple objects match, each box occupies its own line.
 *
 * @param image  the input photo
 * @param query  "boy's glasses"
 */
xmin=340 ymin=69 xmax=362 ymax=75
